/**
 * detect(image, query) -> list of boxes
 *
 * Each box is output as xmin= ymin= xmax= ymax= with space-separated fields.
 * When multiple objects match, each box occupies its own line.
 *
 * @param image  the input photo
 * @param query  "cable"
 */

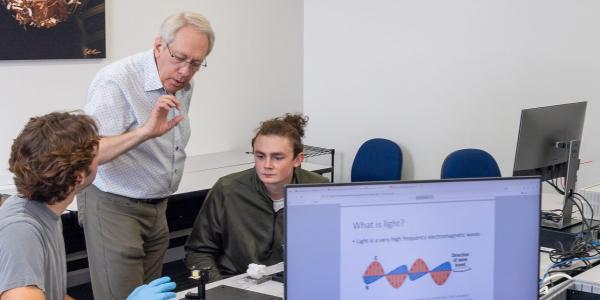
xmin=544 ymin=181 xmax=593 ymax=232
xmin=546 ymin=180 xmax=565 ymax=196
xmin=539 ymin=168 xmax=600 ymax=287
xmin=543 ymin=180 xmax=600 ymax=272
xmin=543 ymin=273 xmax=573 ymax=285
xmin=539 ymin=273 xmax=573 ymax=296
xmin=575 ymin=192 xmax=594 ymax=223
xmin=541 ymin=255 xmax=600 ymax=285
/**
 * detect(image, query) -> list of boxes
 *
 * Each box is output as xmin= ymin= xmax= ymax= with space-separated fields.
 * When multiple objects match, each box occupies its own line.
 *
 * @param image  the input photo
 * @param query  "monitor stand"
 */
xmin=541 ymin=140 xmax=581 ymax=230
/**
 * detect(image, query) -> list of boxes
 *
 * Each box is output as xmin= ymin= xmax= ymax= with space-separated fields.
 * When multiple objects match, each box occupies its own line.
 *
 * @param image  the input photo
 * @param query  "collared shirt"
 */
xmin=85 ymin=50 xmax=192 ymax=199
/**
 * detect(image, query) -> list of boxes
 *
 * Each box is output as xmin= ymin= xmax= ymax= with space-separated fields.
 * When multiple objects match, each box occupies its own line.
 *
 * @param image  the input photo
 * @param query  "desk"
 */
xmin=174 ymin=252 xmax=568 ymax=300
xmin=176 ymin=263 xmax=284 ymax=299
xmin=171 ymin=251 xmax=582 ymax=300
xmin=540 ymin=254 xmax=600 ymax=299
xmin=538 ymin=191 xmax=600 ymax=299
xmin=172 ymin=251 xmax=575 ymax=300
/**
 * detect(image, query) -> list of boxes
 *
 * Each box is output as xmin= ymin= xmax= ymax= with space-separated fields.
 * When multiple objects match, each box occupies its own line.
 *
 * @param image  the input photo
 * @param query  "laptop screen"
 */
xmin=285 ymin=177 xmax=540 ymax=300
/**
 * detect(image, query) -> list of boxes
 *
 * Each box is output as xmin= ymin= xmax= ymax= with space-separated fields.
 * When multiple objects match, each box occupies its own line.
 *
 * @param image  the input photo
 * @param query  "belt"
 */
xmin=127 ymin=197 xmax=168 ymax=205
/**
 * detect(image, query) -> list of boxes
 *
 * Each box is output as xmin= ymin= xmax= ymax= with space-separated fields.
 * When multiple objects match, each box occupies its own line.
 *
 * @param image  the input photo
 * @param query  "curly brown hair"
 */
xmin=9 ymin=111 xmax=99 ymax=205
xmin=251 ymin=113 xmax=308 ymax=157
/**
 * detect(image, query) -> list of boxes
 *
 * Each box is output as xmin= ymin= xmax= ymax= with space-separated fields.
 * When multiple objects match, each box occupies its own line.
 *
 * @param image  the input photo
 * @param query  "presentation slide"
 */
xmin=340 ymin=199 xmax=495 ymax=300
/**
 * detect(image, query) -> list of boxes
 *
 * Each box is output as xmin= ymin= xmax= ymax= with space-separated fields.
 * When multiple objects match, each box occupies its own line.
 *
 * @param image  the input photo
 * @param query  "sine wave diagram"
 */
xmin=362 ymin=258 xmax=452 ymax=288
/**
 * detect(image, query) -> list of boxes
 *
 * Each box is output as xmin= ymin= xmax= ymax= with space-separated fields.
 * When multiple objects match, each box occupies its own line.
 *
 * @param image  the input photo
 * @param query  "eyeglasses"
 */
xmin=166 ymin=44 xmax=207 ymax=71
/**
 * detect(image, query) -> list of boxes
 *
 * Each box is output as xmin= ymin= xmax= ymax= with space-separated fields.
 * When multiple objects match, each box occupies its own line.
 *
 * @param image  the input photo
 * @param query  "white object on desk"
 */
xmin=582 ymin=183 xmax=600 ymax=220
xmin=247 ymin=263 xmax=267 ymax=279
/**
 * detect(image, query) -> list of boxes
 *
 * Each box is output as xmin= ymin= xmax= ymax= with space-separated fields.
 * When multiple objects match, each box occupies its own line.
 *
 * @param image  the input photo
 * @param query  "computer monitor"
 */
xmin=513 ymin=101 xmax=587 ymax=229
xmin=285 ymin=178 xmax=541 ymax=300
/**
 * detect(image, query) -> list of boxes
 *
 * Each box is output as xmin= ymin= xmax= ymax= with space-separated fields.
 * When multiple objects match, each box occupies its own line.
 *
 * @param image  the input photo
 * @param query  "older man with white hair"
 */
xmin=79 ymin=12 xmax=215 ymax=300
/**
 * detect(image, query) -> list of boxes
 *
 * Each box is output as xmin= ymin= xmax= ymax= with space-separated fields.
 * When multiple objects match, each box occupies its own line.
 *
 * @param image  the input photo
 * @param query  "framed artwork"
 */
xmin=0 ymin=0 xmax=105 ymax=60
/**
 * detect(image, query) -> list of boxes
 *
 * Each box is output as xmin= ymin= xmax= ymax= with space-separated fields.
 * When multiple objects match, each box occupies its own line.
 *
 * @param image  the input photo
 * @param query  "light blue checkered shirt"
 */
xmin=85 ymin=50 xmax=192 ymax=199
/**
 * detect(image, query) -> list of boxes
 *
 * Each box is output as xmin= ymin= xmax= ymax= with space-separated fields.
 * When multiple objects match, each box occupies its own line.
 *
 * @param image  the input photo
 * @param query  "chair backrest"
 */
xmin=351 ymin=138 xmax=402 ymax=182
xmin=441 ymin=148 xmax=501 ymax=179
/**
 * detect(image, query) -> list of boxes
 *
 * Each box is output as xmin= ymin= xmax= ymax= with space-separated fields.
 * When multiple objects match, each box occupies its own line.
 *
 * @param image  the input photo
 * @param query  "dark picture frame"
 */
xmin=0 ymin=0 xmax=106 ymax=60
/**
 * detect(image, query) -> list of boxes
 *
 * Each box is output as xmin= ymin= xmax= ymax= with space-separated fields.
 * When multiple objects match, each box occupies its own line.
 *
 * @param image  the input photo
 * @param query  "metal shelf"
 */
xmin=303 ymin=145 xmax=335 ymax=182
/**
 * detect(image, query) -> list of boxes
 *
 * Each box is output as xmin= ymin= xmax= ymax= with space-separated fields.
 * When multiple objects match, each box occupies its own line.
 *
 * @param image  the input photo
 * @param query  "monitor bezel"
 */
xmin=284 ymin=176 xmax=541 ymax=300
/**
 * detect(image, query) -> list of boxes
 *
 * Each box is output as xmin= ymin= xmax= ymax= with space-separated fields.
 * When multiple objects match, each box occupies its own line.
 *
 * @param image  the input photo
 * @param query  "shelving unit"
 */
xmin=303 ymin=145 xmax=335 ymax=182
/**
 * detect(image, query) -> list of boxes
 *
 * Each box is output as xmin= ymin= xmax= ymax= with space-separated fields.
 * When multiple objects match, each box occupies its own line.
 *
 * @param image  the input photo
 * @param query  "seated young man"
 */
xmin=184 ymin=114 xmax=329 ymax=281
xmin=0 ymin=112 xmax=176 ymax=300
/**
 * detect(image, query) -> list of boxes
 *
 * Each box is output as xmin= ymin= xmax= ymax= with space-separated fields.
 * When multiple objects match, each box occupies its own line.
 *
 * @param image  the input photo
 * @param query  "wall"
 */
xmin=4 ymin=1 xmax=599 ymax=188
xmin=304 ymin=0 xmax=600 ymax=188
xmin=0 ymin=0 xmax=303 ymax=180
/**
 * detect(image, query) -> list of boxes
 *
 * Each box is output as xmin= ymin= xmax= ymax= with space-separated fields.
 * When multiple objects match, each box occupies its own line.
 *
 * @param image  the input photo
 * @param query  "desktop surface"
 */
xmin=178 ymin=285 xmax=282 ymax=300
xmin=285 ymin=177 xmax=541 ymax=300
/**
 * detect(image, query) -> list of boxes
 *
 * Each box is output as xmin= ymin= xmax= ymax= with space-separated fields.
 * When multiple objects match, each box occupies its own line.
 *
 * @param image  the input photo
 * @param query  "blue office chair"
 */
xmin=351 ymin=138 xmax=403 ymax=182
xmin=440 ymin=148 xmax=501 ymax=179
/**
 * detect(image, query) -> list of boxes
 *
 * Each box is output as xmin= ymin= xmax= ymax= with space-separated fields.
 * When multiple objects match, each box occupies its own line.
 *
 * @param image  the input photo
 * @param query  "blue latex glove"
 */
xmin=127 ymin=276 xmax=177 ymax=300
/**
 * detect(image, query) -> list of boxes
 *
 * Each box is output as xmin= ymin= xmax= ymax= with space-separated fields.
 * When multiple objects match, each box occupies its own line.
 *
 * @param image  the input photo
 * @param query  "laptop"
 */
xmin=285 ymin=177 xmax=540 ymax=300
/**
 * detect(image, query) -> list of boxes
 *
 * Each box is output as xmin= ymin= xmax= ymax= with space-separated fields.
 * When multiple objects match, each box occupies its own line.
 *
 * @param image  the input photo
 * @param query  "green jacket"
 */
xmin=184 ymin=167 xmax=328 ymax=281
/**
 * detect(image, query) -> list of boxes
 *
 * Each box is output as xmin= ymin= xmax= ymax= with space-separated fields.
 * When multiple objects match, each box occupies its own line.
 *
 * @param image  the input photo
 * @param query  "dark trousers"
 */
xmin=77 ymin=184 xmax=169 ymax=300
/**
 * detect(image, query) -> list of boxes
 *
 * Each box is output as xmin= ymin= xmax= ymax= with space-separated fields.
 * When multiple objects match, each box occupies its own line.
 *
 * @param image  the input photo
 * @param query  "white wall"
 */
xmin=304 ymin=0 xmax=600 ymax=188
xmin=3 ymin=1 xmax=599 ymax=188
xmin=0 ymin=0 xmax=303 ymax=178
